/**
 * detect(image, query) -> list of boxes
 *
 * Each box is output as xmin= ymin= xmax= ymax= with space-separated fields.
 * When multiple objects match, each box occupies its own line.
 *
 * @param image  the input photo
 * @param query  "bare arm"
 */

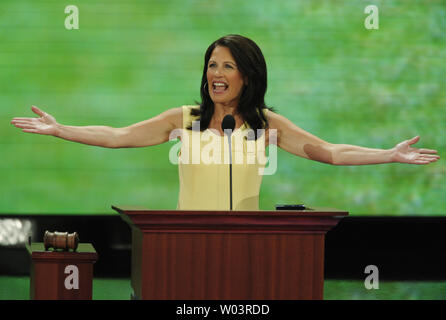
xmin=329 ymin=144 xmax=395 ymax=165
xmin=56 ymin=124 xmax=120 ymax=148
xmin=114 ymin=107 xmax=182 ymax=148
xmin=11 ymin=105 xmax=183 ymax=149
xmin=267 ymin=111 xmax=439 ymax=165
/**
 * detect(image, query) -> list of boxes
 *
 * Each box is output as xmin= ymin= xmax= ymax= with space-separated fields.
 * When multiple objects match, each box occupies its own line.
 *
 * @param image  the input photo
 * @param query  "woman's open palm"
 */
xmin=11 ymin=106 xmax=58 ymax=136
xmin=393 ymin=136 xmax=440 ymax=165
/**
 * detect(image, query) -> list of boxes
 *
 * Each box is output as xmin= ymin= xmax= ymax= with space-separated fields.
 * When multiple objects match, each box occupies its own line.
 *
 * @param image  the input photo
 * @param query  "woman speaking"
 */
xmin=10 ymin=34 xmax=440 ymax=211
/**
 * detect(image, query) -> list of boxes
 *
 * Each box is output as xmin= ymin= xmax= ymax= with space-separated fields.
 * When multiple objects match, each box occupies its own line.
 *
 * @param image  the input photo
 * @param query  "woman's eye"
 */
xmin=208 ymin=63 xmax=234 ymax=69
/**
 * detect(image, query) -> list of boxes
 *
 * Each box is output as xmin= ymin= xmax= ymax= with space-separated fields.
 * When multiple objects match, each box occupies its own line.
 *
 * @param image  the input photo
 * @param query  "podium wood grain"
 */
xmin=114 ymin=206 xmax=347 ymax=300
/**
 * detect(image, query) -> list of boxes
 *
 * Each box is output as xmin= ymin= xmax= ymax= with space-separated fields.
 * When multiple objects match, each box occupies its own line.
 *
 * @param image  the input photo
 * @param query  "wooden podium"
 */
xmin=27 ymin=242 xmax=98 ymax=300
xmin=113 ymin=206 xmax=348 ymax=300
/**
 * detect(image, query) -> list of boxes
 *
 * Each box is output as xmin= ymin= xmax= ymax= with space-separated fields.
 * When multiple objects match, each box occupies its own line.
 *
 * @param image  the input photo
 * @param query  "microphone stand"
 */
xmin=227 ymin=133 xmax=233 ymax=211
xmin=222 ymin=115 xmax=235 ymax=211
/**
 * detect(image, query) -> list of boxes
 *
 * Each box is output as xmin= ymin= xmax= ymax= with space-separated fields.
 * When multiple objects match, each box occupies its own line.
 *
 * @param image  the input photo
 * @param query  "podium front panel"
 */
xmin=114 ymin=207 xmax=347 ymax=300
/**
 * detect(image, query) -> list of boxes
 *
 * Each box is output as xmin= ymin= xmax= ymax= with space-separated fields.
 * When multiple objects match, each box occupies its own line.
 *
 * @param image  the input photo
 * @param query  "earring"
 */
xmin=203 ymin=82 xmax=208 ymax=92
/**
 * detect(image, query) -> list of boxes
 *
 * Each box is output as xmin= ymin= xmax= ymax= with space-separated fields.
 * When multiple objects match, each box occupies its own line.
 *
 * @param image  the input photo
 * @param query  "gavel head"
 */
xmin=44 ymin=231 xmax=79 ymax=251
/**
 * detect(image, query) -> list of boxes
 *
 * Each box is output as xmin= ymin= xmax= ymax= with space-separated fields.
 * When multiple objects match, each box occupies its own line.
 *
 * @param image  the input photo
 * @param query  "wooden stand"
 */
xmin=113 ymin=206 xmax=348 ymax=300
xmin=27 ymin=242 xmax=98 ymax=300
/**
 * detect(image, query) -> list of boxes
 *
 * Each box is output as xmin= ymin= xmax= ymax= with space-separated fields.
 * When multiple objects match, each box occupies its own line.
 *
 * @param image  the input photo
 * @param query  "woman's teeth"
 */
xmin=213 ymin=83 xmax=228 ymax=92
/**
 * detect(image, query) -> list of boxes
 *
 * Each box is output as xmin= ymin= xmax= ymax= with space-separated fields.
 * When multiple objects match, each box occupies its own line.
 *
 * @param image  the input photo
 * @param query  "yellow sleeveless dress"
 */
xmin=177 ymin=105 xmax=268 ymax=211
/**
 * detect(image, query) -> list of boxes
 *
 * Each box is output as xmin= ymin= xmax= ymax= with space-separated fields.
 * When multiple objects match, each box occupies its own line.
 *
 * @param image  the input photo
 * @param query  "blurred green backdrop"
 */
xmin=1 ymin=0 xmax=445 ymax=215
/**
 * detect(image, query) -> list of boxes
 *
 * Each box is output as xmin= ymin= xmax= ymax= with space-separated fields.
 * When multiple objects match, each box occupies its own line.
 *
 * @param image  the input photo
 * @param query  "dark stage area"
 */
xmin=1 ymin=214 xmax=445 ymax=281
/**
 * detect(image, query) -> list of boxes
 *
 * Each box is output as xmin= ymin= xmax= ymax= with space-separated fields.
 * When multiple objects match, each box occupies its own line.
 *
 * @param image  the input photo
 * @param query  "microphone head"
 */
xmin=221 ymin=114 xmax=235 ymax=135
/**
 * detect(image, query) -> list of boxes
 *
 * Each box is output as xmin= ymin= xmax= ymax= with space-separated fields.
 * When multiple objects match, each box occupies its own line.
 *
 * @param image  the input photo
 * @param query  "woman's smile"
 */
xmin=212 ymin=80 xmax=228 ymax=94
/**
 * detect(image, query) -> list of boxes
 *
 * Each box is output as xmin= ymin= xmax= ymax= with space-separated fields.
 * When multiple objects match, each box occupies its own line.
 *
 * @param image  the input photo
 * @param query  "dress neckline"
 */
xmin=204 ymin=122 xmax=247 ymax=137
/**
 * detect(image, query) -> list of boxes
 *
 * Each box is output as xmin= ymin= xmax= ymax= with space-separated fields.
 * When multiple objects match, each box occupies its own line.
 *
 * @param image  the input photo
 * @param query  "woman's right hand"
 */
xmin=11 ymin=105 xmax=59 ymax=136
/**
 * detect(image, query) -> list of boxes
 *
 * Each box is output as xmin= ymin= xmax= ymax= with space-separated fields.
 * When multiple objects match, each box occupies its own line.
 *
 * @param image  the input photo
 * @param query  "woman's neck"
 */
xmin=210 ymin=102 xmax=244 ymax=131
xmin=213 ymin=102 xmax=238 ymax=118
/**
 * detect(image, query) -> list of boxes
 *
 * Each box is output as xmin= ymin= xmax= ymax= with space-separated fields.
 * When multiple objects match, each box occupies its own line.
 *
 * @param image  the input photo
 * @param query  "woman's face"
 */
xmin=206 ymin=45 xmax=246 ymax=107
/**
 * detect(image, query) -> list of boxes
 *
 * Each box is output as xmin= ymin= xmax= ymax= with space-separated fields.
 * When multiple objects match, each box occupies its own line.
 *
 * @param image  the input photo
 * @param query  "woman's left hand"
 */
xmin=392 ymin=136 xmax=440 ymax=165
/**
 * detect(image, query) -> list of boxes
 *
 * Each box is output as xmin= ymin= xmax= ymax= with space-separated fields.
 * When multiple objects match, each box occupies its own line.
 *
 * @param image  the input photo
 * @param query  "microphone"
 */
xmin=221 ymin=115 xmax=235 ymax=211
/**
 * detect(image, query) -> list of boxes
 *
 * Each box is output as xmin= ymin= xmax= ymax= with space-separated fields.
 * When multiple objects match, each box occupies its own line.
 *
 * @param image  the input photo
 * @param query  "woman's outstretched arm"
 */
xmin=267 ymin=111 xmax=440 ymax=166
xmin=328 ymin=136 xmax=439 ymax=165
xmin=11 ymin=105 xmax=182 ymax=148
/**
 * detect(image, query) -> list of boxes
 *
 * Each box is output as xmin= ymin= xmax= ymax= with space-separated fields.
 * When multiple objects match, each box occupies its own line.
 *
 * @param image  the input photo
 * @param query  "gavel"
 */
xmin=44 ymin=231 xmax=79 ymax=251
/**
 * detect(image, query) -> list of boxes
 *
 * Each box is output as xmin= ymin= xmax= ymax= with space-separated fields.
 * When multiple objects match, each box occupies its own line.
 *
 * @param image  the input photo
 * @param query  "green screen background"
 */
xmin=1 ymin=0 xmax=444 ymax=215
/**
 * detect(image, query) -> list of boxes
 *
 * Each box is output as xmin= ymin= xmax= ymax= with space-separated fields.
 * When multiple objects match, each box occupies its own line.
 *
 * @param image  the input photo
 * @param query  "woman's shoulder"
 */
xmin=182 ymin=105 xmax=200 ymax=113
xmin=181 ymin=105 xmax=200 ymax=128
xmin=263 ymin=108 xmax=280 ymax=122
xmin=182 ymin=105 xmax=200 ymax=116
xmin=261 ymin=107 xmax=271 ymax=116
xmin=263 ymin=108 xmax=293 ymax=131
